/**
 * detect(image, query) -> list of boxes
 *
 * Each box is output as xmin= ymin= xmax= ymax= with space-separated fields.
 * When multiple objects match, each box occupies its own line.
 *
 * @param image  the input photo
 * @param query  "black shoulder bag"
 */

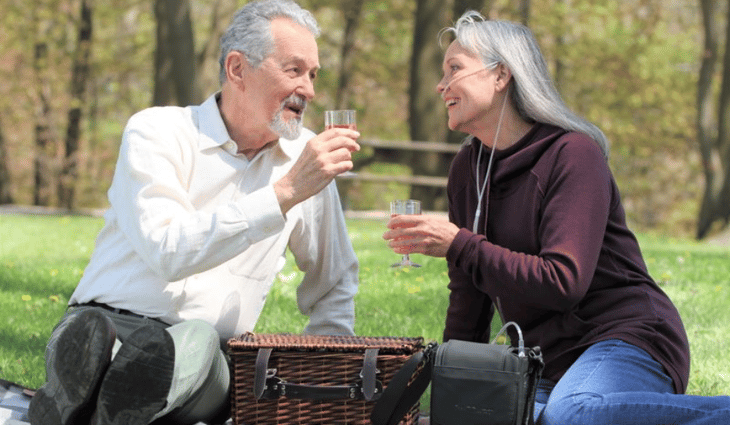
xmin=371 ymin=322 xmax=544 ymax=425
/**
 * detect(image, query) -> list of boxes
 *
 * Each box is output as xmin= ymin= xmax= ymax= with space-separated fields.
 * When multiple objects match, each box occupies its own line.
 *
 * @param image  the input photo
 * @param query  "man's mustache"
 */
xmin=282 ymin=94 xmax=307 ymax=113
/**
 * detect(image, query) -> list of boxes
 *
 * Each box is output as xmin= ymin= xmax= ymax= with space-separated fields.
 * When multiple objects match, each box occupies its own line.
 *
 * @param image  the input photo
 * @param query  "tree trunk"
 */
xmin=335 ymin=0 xmax=365 ymax=110
xmin=408 ymin=0 xmax=490 ymax=209
xmin=333 ymin=0 xmax=365 ymax=209
xmin=706 ymin=0 xmax=730 ymax=233
xmin=33 ymin=40 xmax=55 ymax=207
xmin=520 ymin=0 xmax=530 ymax=26
xmin=58 ymin=0 xmax=93 ymax=210
xmin=0 ymin=115 xmax=13 ymax=204
xmin=197 ymin=0 xmax=238 ymax=95
xmin=453 ymin=0 xmax=491 ymax=16
xmin=409 ymin=0 xmax=451 ymax=210
xmin=153 ymin=0 xmax=198 ymax=106
xmin=696 ymin=0 xmax=723 ymax=239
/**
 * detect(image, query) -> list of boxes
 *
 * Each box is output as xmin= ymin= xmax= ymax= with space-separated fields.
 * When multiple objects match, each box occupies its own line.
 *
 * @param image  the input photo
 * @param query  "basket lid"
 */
xmin=228 ymin=332 xmax=424 ymax=354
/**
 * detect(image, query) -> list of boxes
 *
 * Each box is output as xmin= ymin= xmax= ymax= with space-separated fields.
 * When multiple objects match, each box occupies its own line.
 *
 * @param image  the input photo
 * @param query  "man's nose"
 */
xmin=299 ymin=76 xmax=316 ymax=100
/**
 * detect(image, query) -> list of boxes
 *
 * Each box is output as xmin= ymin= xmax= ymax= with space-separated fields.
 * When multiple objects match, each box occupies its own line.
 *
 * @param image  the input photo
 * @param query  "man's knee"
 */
xmin=166 ymin=319 xmax=221 ymax=368
xmin=162 ymin=320 xmax=230 ymax=423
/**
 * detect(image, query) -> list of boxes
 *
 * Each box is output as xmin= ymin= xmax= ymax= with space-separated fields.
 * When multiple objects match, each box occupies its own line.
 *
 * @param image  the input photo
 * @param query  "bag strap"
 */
xmin=370 ymin=342 xmax=437 ymax=425
xmin=522 ymin=347 xmax=545 ymax=425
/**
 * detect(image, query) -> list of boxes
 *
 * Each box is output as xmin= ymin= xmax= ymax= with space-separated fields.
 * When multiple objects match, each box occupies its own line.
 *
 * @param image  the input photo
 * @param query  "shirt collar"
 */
xmin=196 ymin=92 xmax=302 ymax=160
xmin=276 ymin=134 xmax=304 ymax=160
xmin=197 ymin=92 xmax=234 ymax=152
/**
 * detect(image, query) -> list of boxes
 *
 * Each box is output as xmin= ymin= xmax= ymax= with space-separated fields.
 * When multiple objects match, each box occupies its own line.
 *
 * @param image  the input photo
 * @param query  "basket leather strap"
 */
xmin=253 ymin=347 xmax=383 ymax=401
xmin=254 ymin=348 xmax=274 ymax=399
xmin=362 ymin=348 xmax=379 ymax=401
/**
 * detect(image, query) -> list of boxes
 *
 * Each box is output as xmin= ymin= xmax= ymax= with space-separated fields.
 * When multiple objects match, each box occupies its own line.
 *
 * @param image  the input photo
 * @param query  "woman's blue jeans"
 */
xmin=534 ymin=339 xmax=730 ymax=425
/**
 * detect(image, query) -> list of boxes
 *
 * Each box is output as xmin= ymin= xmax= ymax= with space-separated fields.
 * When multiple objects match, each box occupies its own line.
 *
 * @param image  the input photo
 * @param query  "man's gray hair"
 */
xmin=442 ymin=11 xmax=609 ymax=157
xmin=218 ymin=0 xmax=320 ymax=85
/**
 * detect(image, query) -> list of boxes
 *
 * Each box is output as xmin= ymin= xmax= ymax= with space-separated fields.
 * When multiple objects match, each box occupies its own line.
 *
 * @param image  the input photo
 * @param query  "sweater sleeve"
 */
xmin=443 ymin=155 xmax=495 ymax=343
xmin=444 ymin=262 xmax=495 ymax=342
xmin=446 ymin=137 xmax=612 ymax=316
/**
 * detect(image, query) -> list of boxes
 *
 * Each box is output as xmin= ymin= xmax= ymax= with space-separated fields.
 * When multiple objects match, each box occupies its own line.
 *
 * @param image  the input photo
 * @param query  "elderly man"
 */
xmin=28 ymin=1 xmax=360 ymax=424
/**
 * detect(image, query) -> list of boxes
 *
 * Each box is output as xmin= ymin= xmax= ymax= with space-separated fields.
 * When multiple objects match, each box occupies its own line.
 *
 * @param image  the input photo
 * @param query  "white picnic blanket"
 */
xmin=0 ymin=380 xmax=31 ymax=424
xmin=0 ymin=379 xmax=234 ymax=425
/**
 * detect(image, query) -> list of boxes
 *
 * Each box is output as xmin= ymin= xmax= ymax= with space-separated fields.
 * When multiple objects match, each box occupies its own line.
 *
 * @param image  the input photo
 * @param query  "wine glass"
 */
xmin=326 ymin=110 xmax=357 ymax=178
xmin=324 ymin=109 xmax=356 ymax=130
xmin=390 ymin=199 xmax=421 ymax=268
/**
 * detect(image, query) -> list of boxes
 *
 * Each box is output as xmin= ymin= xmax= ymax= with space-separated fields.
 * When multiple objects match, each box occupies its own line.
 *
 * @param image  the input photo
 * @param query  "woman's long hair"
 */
xmin=441 ymin=11 xmax=609 ymax=157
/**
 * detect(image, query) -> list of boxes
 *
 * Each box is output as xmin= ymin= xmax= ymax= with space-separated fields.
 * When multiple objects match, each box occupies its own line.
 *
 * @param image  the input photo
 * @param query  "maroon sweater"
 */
xmin=444 ymin=123 xmax=690 ymax=393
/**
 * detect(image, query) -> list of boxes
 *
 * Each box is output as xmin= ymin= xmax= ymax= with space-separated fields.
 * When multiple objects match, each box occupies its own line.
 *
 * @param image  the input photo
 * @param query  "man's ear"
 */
xmin=224 ymin=51 xmax=248 ymax=89
xmin=495 ymin=64 xmax=513 ymax=92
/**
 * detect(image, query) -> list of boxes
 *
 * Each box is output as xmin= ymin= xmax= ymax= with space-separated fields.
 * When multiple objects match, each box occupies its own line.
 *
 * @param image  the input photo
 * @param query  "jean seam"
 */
xmin=572 ymin=340 xmax=623 ymax=395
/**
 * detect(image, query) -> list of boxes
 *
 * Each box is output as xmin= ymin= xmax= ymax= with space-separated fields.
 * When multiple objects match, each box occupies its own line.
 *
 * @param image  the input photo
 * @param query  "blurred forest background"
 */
xmin=1 ymin=0 xmax=729 ymax=239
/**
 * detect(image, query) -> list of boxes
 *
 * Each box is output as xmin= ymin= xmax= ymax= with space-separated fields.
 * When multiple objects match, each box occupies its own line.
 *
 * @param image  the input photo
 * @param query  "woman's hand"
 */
xmin=383 ymin=214 xmax=460 ymax=258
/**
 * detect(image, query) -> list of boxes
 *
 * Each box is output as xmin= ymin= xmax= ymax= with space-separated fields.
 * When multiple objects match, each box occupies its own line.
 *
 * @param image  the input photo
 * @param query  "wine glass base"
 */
xmin=390 ymin=262 xmax=421 ymax=268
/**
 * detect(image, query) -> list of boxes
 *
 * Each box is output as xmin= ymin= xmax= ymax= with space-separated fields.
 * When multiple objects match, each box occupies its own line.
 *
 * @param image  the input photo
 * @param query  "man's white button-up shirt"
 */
xmin=70 ymin=93 xmax=359 ymax=341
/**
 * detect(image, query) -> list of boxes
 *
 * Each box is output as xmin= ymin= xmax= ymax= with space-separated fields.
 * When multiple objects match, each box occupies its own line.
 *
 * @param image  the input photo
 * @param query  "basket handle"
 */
xmin=254 ymin=348 xmax=274 ymax=399
xmin=253 ymin=347 xmax=383 ymax=401
xmin=362 ymin=347 xmax=379 ymax=400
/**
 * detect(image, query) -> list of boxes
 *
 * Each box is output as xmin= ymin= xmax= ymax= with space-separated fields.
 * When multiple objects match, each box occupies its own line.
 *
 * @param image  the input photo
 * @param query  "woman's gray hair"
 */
xmin=441 ymin=11 xmax=609 ymax=157
xmin=218 ymin=0 xmax=320 ymax=85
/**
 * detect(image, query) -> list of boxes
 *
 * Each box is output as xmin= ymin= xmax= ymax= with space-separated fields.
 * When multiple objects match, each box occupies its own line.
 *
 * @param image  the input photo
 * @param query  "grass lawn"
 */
xmin=1 ymin=213 xmax=729 ymax=398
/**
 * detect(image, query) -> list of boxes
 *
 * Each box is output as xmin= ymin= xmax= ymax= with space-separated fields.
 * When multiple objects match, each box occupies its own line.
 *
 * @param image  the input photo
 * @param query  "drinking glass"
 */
xmin=324 ymin=110 xmax=356 ymax=130
xmin=326 ymin=110 xmax=357 ymax=178
xmin=390 ymin=199 xmax=421 ymax=268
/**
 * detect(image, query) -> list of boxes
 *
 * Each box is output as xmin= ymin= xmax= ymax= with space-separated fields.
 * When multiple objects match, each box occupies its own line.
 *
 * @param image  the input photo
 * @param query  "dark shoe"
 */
xmin=29 ymin=308 xmax=117 ymax=425
xmin=91 ymin=325 xmax=175 ymax=425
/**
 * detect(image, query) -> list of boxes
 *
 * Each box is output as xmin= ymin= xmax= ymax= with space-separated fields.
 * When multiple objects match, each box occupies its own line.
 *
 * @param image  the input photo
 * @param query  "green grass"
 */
xmin=1 ymin=214 xmax=729 ymax=399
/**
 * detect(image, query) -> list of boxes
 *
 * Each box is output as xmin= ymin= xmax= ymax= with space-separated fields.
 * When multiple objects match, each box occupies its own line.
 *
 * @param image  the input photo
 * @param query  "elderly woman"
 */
xmin=384 ymin=11 xmax=730 ymax=424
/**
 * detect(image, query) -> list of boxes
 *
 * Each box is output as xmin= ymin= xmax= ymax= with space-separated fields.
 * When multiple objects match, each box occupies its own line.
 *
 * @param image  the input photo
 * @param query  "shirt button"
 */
xmin=224 ymin=141 xmax=236 ymax=153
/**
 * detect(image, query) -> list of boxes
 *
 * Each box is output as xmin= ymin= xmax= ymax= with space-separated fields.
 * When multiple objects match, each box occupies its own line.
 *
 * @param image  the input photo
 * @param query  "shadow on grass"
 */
xmin=0 ymin=262 xmax=80 ymax=300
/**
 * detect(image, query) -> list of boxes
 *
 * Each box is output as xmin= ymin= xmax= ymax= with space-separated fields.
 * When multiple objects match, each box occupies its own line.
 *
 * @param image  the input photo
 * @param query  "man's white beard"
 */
xmin=270 ymin=111 xmax=303 ymax=140
xmin=270 ymin=95 xmax=306 ymax=140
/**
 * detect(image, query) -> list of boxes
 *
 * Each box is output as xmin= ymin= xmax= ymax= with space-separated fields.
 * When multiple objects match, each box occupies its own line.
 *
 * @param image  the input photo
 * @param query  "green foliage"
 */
xmin=0 ymin=0 xmax=716 ymax=233
xmin=529 ymin=0 xmax=703 ymax=235
xmin=302 ymin=0 xmax=415 ymax=140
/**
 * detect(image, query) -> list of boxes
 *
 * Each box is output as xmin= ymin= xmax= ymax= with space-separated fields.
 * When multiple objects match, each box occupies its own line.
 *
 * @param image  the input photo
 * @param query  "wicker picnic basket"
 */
xmin=227 ymin=333 xmax=424 ymax=424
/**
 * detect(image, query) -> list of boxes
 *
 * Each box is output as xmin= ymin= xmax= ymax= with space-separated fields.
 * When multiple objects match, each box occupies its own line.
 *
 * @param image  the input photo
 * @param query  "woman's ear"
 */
xmin=495 ymin=64 xmax=513 ymax=92
xmin=224 ymin=51 xmax=247 ymax=89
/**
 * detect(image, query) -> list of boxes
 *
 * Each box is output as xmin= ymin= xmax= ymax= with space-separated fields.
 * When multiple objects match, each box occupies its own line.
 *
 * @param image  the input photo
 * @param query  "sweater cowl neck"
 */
xmin=469 ymin=123 xmax=568 ymax=185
